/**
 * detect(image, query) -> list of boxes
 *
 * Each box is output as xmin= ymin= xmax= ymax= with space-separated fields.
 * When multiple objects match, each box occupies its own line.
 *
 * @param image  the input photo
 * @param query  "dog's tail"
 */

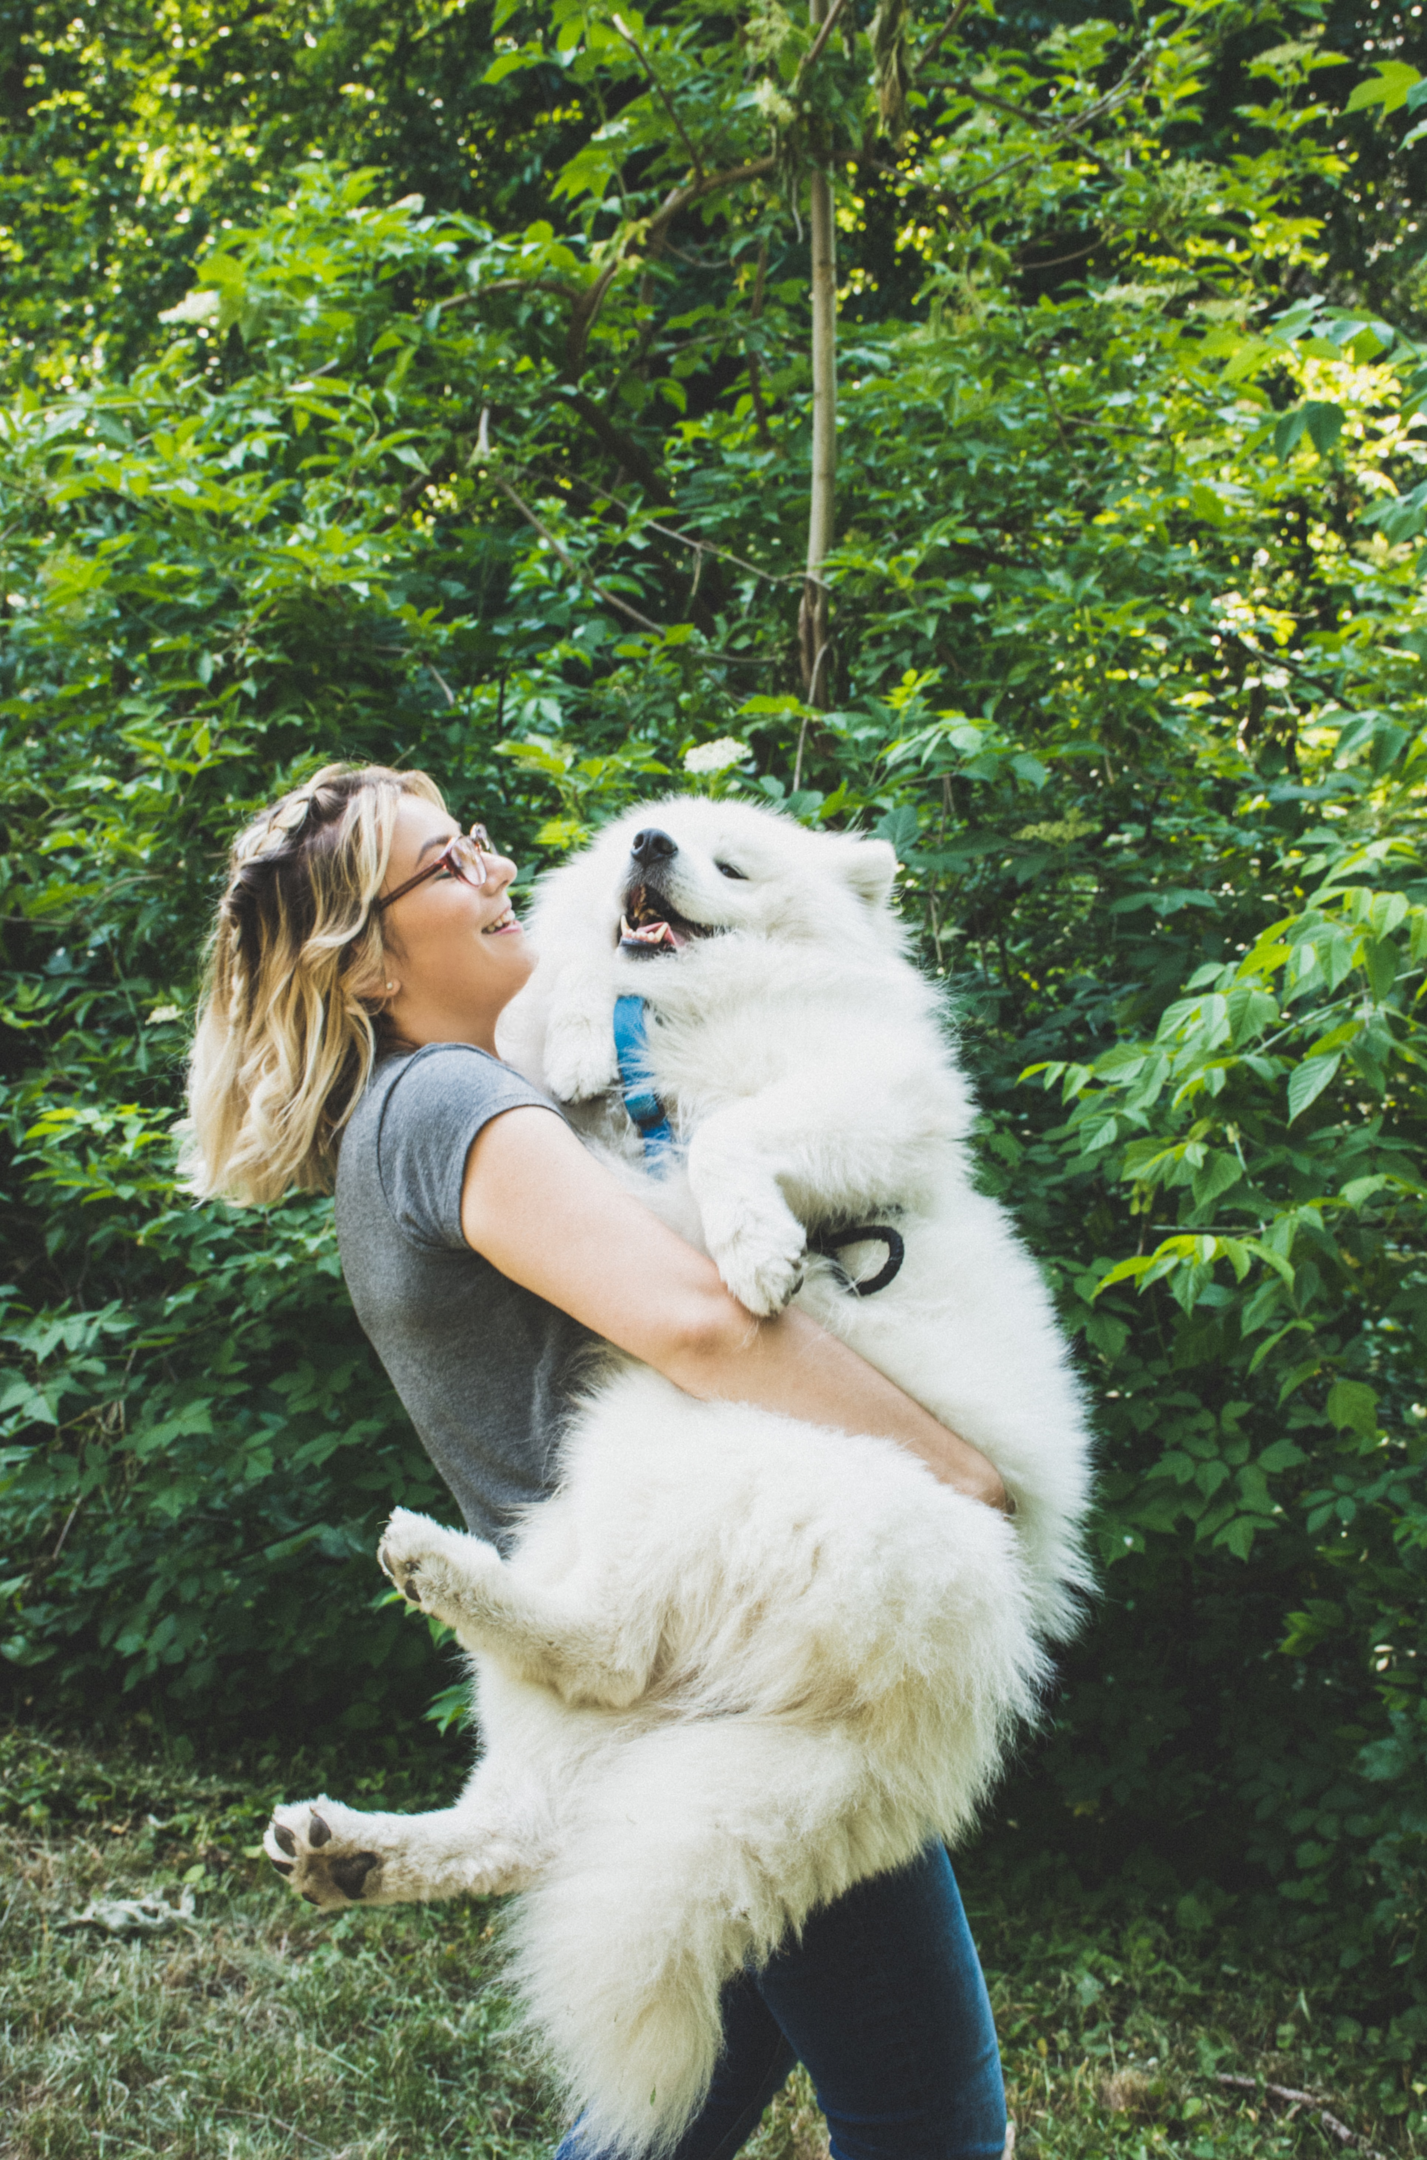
xmin=507 ymin=1720 xmax=903 ymax=2157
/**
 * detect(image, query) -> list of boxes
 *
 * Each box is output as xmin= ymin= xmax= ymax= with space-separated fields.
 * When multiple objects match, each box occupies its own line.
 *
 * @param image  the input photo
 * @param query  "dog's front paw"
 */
xmin=706 ymin=1214 xmax=808 ymax=1317
xmin=264 ymin=1799 xmax=384 ymax=1910
xmin=377 ymin=1508 xmax=499 ymax=1623
xmin=544 ymin=1015 xmax=620 ymax=1104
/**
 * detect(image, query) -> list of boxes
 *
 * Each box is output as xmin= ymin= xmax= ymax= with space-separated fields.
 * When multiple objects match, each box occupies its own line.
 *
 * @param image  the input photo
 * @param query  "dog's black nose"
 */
xmin=630 ymin=828 xmax=677 ymax=865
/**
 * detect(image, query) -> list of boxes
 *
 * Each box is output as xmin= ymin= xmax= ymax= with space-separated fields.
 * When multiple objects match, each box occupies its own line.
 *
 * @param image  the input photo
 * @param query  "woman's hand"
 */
xmin=460 ymin=1106 xmax=1012 ymax=1516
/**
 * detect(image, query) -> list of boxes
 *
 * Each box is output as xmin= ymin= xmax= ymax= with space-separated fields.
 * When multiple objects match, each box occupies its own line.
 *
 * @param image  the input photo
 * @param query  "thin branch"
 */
xmin=929 ymin=52 xmax=1153 ymax=200
xmin=648 ymin=516 xmax=806 ymax=587
xmin=479 ymin=450 xmax=775 ymax=662
xmin=913 ymin=0 xmax=976 ymax=83
xmin=564 ymin=155 xmax=778 ymax=377
xmin=644 ymin=155 xmax=781 ymax=259
xmin=51 ymin=1497 xmax=84 ymax=1561
xmin=542 ymin=461 xmax=814 ymax=585
xmin=445 ymin=275 xmax=583 ymax=307
xmin=1020 ymin=238 xmax=1099 ymax=271
xmin=953 ymin=82 xmax=1128 ymax=191
xmin=800 ymin=0 xmax=854 ymax=79
xmin=1223 ymin=631 xmax=1370 ymax=716
xmin=942 ymin=124 xmax=1111 ymax=203
xmin=959 ymin=82 xmax=1073 ymax=128
xmin=746 ymin=238 xmax=772 ymax=444
xmin=1029 ymin=339 xmax=1074 ymax=454
xmin=1213 ymin=2075 xmax=1388 ymax=2160
xmin=489 ymin=470 xmax=666 ymax=635
xmin=611 ymin=14 xmax=705 ymax=179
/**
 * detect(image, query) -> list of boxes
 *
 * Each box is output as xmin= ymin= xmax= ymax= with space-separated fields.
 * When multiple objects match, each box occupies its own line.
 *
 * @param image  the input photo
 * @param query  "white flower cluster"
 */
xmin=1211 ymin=589 xmax=1258 ymax=635
xmin=159 ymin=289 xmax=221 ymax=326
xmin=752 ymin=77 xmax=796 ymax=128
xmin=683 ymin=737 xmax=747 ymax=776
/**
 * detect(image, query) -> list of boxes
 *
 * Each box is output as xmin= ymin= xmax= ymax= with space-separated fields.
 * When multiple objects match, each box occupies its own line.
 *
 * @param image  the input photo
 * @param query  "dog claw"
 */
xmin=272 ymin=1822 xmax=297 ymax=1857
xmin=308 ymin=1811 xmax=332 ymax=1847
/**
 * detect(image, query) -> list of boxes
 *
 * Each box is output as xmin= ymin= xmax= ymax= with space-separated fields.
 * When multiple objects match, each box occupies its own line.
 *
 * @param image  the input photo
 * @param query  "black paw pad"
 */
xmin=308 ymin=1811 xmax=332 ymax=1847
xmin=329 ymin=1851 xmax=380 ymax=1900
xmin=272 ymin=1822 xmax=297 ymax=1857
xmin=270 ymin=1857 xmax=294 ymax=1876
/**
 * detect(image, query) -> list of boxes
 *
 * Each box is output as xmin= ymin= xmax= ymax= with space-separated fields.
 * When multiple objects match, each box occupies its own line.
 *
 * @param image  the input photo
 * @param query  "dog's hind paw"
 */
xmin=264 ymin=1797 xmax=536 ymax=1908
xmin=264 ymin=1799 xmax=384 ymax=1910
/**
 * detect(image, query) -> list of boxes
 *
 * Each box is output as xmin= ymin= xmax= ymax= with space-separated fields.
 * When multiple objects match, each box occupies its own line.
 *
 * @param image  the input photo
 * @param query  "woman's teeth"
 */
xmin=482 ymin=907 xmax=517 ymax=934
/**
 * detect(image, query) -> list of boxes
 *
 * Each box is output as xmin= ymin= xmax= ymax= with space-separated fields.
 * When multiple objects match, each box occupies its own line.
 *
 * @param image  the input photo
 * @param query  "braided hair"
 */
xmin=186 ymin=762 xmax=444 ymax=1204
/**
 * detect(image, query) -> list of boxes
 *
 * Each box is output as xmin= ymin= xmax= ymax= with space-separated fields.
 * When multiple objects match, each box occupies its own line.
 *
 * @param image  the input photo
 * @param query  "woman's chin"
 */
xmin=493 ymin=933 xmax=536 ymax=991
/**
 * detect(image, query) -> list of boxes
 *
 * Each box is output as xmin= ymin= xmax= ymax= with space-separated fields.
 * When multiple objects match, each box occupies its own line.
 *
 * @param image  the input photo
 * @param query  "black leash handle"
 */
xmin=808 ymin=1223 xmax=906 ymax=1298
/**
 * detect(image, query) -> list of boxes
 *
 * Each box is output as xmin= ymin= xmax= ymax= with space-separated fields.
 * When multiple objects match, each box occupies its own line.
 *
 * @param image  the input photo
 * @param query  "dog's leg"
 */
xmin=510 ymin=1718 xmax=910 ymax=2158
xmin=541 ymin=957 xmax=621 ymax=1102
xmin=378 ymin=1508 xmax=655 ymax=1708
xmin=685 ymin=1105 xmax=809 ymax=1316
xmin=687 ymin=1071 xmax=954 ymax=1314
xmin=264 ymin=1664 xmax=605 ymax=1915
xmin=262 ymin=1787 xmax=540 ymax=1911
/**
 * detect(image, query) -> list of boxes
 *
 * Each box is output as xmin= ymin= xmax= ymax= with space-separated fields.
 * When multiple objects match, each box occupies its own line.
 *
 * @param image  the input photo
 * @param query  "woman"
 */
xmin=189 ymin=760 xmax=1013 ymax=2160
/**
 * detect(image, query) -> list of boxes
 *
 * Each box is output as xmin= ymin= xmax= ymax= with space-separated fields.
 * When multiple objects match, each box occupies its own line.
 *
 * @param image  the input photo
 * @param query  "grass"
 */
xmin=1 ymin=1726 xmax=1420 ymax=2159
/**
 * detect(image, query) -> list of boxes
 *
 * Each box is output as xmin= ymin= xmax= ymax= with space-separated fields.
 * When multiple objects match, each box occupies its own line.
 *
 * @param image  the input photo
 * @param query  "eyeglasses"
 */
xmin=375 ymin=824 xmax=498 ymax=913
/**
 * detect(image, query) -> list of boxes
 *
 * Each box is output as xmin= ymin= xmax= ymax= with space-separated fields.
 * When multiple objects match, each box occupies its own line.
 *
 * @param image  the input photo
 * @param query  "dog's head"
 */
xmin=547 ymin=796 xmax=900 ymax=964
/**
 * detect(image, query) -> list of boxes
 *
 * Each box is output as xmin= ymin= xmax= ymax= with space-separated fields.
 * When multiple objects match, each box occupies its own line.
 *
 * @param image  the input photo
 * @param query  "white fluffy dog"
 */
xmin=265 ymin=797 xmax=1093 ymax=2156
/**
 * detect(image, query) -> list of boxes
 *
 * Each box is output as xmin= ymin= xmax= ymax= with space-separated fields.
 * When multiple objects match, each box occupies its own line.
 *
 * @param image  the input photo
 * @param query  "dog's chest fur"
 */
xmin=617 ymin=937 xmax=965 ymax=1150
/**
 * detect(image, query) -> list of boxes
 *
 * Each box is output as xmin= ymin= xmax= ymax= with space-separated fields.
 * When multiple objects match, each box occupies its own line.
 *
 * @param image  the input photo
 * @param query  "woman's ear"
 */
xmin=827 ymin=835 xmax=898 ymax=909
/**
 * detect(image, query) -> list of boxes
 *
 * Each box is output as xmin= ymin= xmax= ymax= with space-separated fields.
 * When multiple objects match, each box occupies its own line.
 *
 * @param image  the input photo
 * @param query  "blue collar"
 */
xmin=613 ymin=994 xmax=676 ymax=1164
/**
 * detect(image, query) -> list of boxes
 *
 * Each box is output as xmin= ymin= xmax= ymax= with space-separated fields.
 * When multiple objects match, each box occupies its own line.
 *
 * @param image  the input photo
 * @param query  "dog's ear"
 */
xmin=830 ymin=835 xmax=898 ymax=909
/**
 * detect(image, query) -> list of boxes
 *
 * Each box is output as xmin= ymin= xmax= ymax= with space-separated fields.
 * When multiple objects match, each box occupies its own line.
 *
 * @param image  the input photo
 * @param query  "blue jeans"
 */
xmin=554 ymin=1844 xmax=1006 ymax=2160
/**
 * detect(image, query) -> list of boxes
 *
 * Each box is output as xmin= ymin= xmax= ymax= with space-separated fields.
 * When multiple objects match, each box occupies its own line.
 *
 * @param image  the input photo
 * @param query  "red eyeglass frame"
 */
xmin=375 ymin=824 xmax=497 ymax=913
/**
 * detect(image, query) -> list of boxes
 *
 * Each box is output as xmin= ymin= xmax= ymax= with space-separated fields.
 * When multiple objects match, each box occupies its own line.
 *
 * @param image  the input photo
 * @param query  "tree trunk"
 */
xmin=799 ymin=0 xmax=837 ymax=710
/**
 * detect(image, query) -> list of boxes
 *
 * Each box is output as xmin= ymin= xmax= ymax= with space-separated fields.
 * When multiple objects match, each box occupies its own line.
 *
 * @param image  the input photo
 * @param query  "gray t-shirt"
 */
xmin=334 ymin=1043 xmax=594 ymax=1548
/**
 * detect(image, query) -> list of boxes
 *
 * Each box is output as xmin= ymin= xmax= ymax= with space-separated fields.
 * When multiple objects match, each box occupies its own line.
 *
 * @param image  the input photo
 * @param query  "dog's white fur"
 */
xmin=266 ymin=797 xmax=1093 ymax=2155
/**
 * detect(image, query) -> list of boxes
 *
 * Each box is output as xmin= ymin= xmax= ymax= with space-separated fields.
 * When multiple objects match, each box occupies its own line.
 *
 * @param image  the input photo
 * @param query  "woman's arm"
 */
xmin=460 ymin=1106 xmax=1010 ymax=1515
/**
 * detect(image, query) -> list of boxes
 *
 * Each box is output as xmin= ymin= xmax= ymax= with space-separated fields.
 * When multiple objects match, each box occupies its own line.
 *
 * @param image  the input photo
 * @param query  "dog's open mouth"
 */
xmin=619 ymin=884 xmax=710 ymax=956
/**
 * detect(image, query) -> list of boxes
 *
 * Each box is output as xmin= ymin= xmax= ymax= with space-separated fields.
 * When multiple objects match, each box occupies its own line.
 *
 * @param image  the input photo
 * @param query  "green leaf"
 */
xmin=1325 ymin=1380 xmax=1378 ymax=1437
xmin=1345 ymin=60 xmax=1421 ymax=114
xmin=1287 ymin=1053 xmax=1341 ymax=1121
xmin=1304 ymin=401 xmax=1345 ymax=455
xmin=873 ymin=806 xmax=922 ymax=860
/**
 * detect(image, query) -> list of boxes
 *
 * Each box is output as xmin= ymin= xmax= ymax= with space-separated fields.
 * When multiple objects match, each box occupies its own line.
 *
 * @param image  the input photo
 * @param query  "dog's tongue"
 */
xmin=620 ymin=914 xmax=685 ymax=950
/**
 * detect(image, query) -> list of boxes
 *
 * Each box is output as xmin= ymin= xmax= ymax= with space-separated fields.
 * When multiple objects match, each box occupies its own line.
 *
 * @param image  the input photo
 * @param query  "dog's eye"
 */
xmin=716 ymin=861 xmax=746 ymax=880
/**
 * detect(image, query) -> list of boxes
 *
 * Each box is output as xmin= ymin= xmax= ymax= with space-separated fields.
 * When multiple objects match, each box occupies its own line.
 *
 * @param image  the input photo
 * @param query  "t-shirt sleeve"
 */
xmin=375 ymin=1044 xmax=558 ymax=1250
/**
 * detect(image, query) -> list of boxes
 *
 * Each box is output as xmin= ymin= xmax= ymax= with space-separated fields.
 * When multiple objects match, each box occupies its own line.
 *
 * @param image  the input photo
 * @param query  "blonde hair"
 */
xmin=186 ymin=762 xmax=445 ymax=1205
